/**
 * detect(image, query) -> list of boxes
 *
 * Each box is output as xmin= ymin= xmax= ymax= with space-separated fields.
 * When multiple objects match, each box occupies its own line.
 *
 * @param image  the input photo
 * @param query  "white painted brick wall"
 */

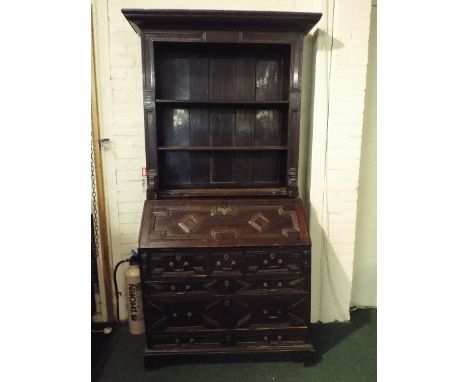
xmin=93 ymin=0 xmax=372 ymax=322
xmin=307 ymin=0 xmax=372 ymax=322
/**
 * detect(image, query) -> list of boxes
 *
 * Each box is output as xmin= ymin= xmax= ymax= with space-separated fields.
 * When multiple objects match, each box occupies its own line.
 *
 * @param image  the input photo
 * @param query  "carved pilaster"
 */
xmin=147 ymin=169 xmax=158 ymax=199
xmin=287 ymin=167 xmax=298 ymax=197
xmin=143 ymin=90 xmax=155 ymax=110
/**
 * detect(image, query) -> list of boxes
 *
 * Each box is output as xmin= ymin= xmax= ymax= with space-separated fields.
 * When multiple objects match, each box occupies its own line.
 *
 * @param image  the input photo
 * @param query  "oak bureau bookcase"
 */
xmin=122 ymin=9 xmax=322 ymax=366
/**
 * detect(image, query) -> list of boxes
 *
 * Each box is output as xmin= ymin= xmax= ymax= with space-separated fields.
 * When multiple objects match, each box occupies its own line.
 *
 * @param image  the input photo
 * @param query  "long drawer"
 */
xmin=146 ymin=328 xmax=309 ymax=349
xmin=144 ymin=275 xmax=309 ymax=298
xmin=143 ymin=294 xmax=309 ymax=333
xmin=140 ymin=247 xmax=310 ymax=279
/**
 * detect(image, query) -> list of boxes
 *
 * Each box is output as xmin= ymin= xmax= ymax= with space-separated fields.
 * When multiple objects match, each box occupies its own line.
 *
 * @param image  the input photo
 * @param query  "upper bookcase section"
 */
xmin=122 ymin=9 xmax=321 ymax=199
xmin=122 ymin=9 xmax=322 ymax=35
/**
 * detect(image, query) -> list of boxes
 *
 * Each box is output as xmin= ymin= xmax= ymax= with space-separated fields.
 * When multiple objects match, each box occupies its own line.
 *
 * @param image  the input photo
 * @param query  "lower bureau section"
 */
xmin=139 ymin=245 xmax=313 ymax=365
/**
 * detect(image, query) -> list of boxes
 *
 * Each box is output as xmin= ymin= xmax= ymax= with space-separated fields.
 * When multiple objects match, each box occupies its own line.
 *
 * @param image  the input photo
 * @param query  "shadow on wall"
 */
xmin=299 ymin=30 xmax=344 ymax=211
xmin=301 ymin=28 xmax=345 ymax=210
xmin=352 ymin=3 xmax=377 ymax=307
xmin=300 ymin=29 xmax=349 ymax=323
xmin=301 ymin=28 xmax=345 ymax=219
xmin=308 ymin=205 xmax=352 ymax=323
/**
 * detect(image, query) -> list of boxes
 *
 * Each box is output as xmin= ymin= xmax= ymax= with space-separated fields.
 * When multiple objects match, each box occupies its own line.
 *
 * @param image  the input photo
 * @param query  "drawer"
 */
xmin=237 ymin=330 xmax=307 ymax=346
xmin=146 ymin=295 xmax=253 ymax=331
xmin=245 ymin=250 xmax=308 ymax=275
xmin=210 ymin=251 xmax=244 ymax=275
xmin=141 ymin=252 xmax=208 ymax=278
xmin=147 ymin=329 xmax=308 ymax=349
xmin=145 ymin=296 xmax=214 ymax=333
xmin=145 ymin=295 xmax=308 ymax=333
xmin=144 ymin=278 xmax=251 ymax=298
xmin=248 ymin=296 xmax=309 ymax=327
xmin=144 ymin=280 xmax=212 ymax=297
xmin=144 ymin=275 xmax=308 ymax=298
xmin=148 ymin=333 xmax=222 ymax=348
xmin=237 ymin=276 xmax=308 ymax=296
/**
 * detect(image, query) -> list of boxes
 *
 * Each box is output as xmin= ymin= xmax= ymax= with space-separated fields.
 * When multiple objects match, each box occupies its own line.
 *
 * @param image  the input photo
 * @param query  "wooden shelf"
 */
xmin=155 ymin=99 xmax=289 ymax=107
xmin=158 ymin=145 xmax=288 ymax=151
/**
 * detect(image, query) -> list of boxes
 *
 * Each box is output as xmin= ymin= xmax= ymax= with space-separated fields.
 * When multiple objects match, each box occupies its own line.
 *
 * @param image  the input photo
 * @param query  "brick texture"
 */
xmin=311 ymin=0 xmax=372 ymax=322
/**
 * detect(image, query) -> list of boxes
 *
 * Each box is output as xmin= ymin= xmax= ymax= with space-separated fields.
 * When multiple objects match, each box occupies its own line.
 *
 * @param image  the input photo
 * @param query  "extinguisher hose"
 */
xmin=113 ymin=258 xmax=131 ymax=324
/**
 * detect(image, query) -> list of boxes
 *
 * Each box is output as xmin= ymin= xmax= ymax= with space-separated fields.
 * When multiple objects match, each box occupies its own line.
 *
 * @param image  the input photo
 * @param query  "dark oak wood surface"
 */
xmin=122 ymin=9 xmax=321 ymax=199
xmin=122 ymin=9 xmax=321 ymax=366
xmin=153 ymin=42 xmax=290 ymax=193
xmin=122 ymin=9 xmax=322 ymax=34
xmin=139 ymin=198 xmax=310 ymax=249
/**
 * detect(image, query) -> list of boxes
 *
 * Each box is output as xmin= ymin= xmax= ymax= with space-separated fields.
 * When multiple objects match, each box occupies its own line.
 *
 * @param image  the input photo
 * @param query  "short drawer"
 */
xmin=248 ymin=296 xmax=309 ymax=327
xmin=210 ymin=251 xmax=244 ymax=275
xmin=145 ymin=295 xmax=214 ymax=333
xmin=141 ymin=252 xmax=208 ymax=278
xmin=237 ymin=330 xmax=307 ymax=346
xmin=237 ymin=276 xmax=309 ymax=296
xmin=245 ymin=249 xmax=309 ymax=275
xmin=144 ymin=280 xmax=212 ymax=297
xmin=148 ymin=333 xmax=221 ymax=348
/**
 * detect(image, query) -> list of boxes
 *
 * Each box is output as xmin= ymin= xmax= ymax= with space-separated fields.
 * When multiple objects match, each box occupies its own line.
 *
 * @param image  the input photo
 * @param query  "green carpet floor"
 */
xmin=93 ymin=308 xmax=376 ymax=382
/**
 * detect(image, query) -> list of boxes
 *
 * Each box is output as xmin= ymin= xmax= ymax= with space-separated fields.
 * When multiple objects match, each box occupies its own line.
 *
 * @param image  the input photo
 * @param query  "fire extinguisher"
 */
xmin=113 ymin=250 xmax=145 ymax=335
